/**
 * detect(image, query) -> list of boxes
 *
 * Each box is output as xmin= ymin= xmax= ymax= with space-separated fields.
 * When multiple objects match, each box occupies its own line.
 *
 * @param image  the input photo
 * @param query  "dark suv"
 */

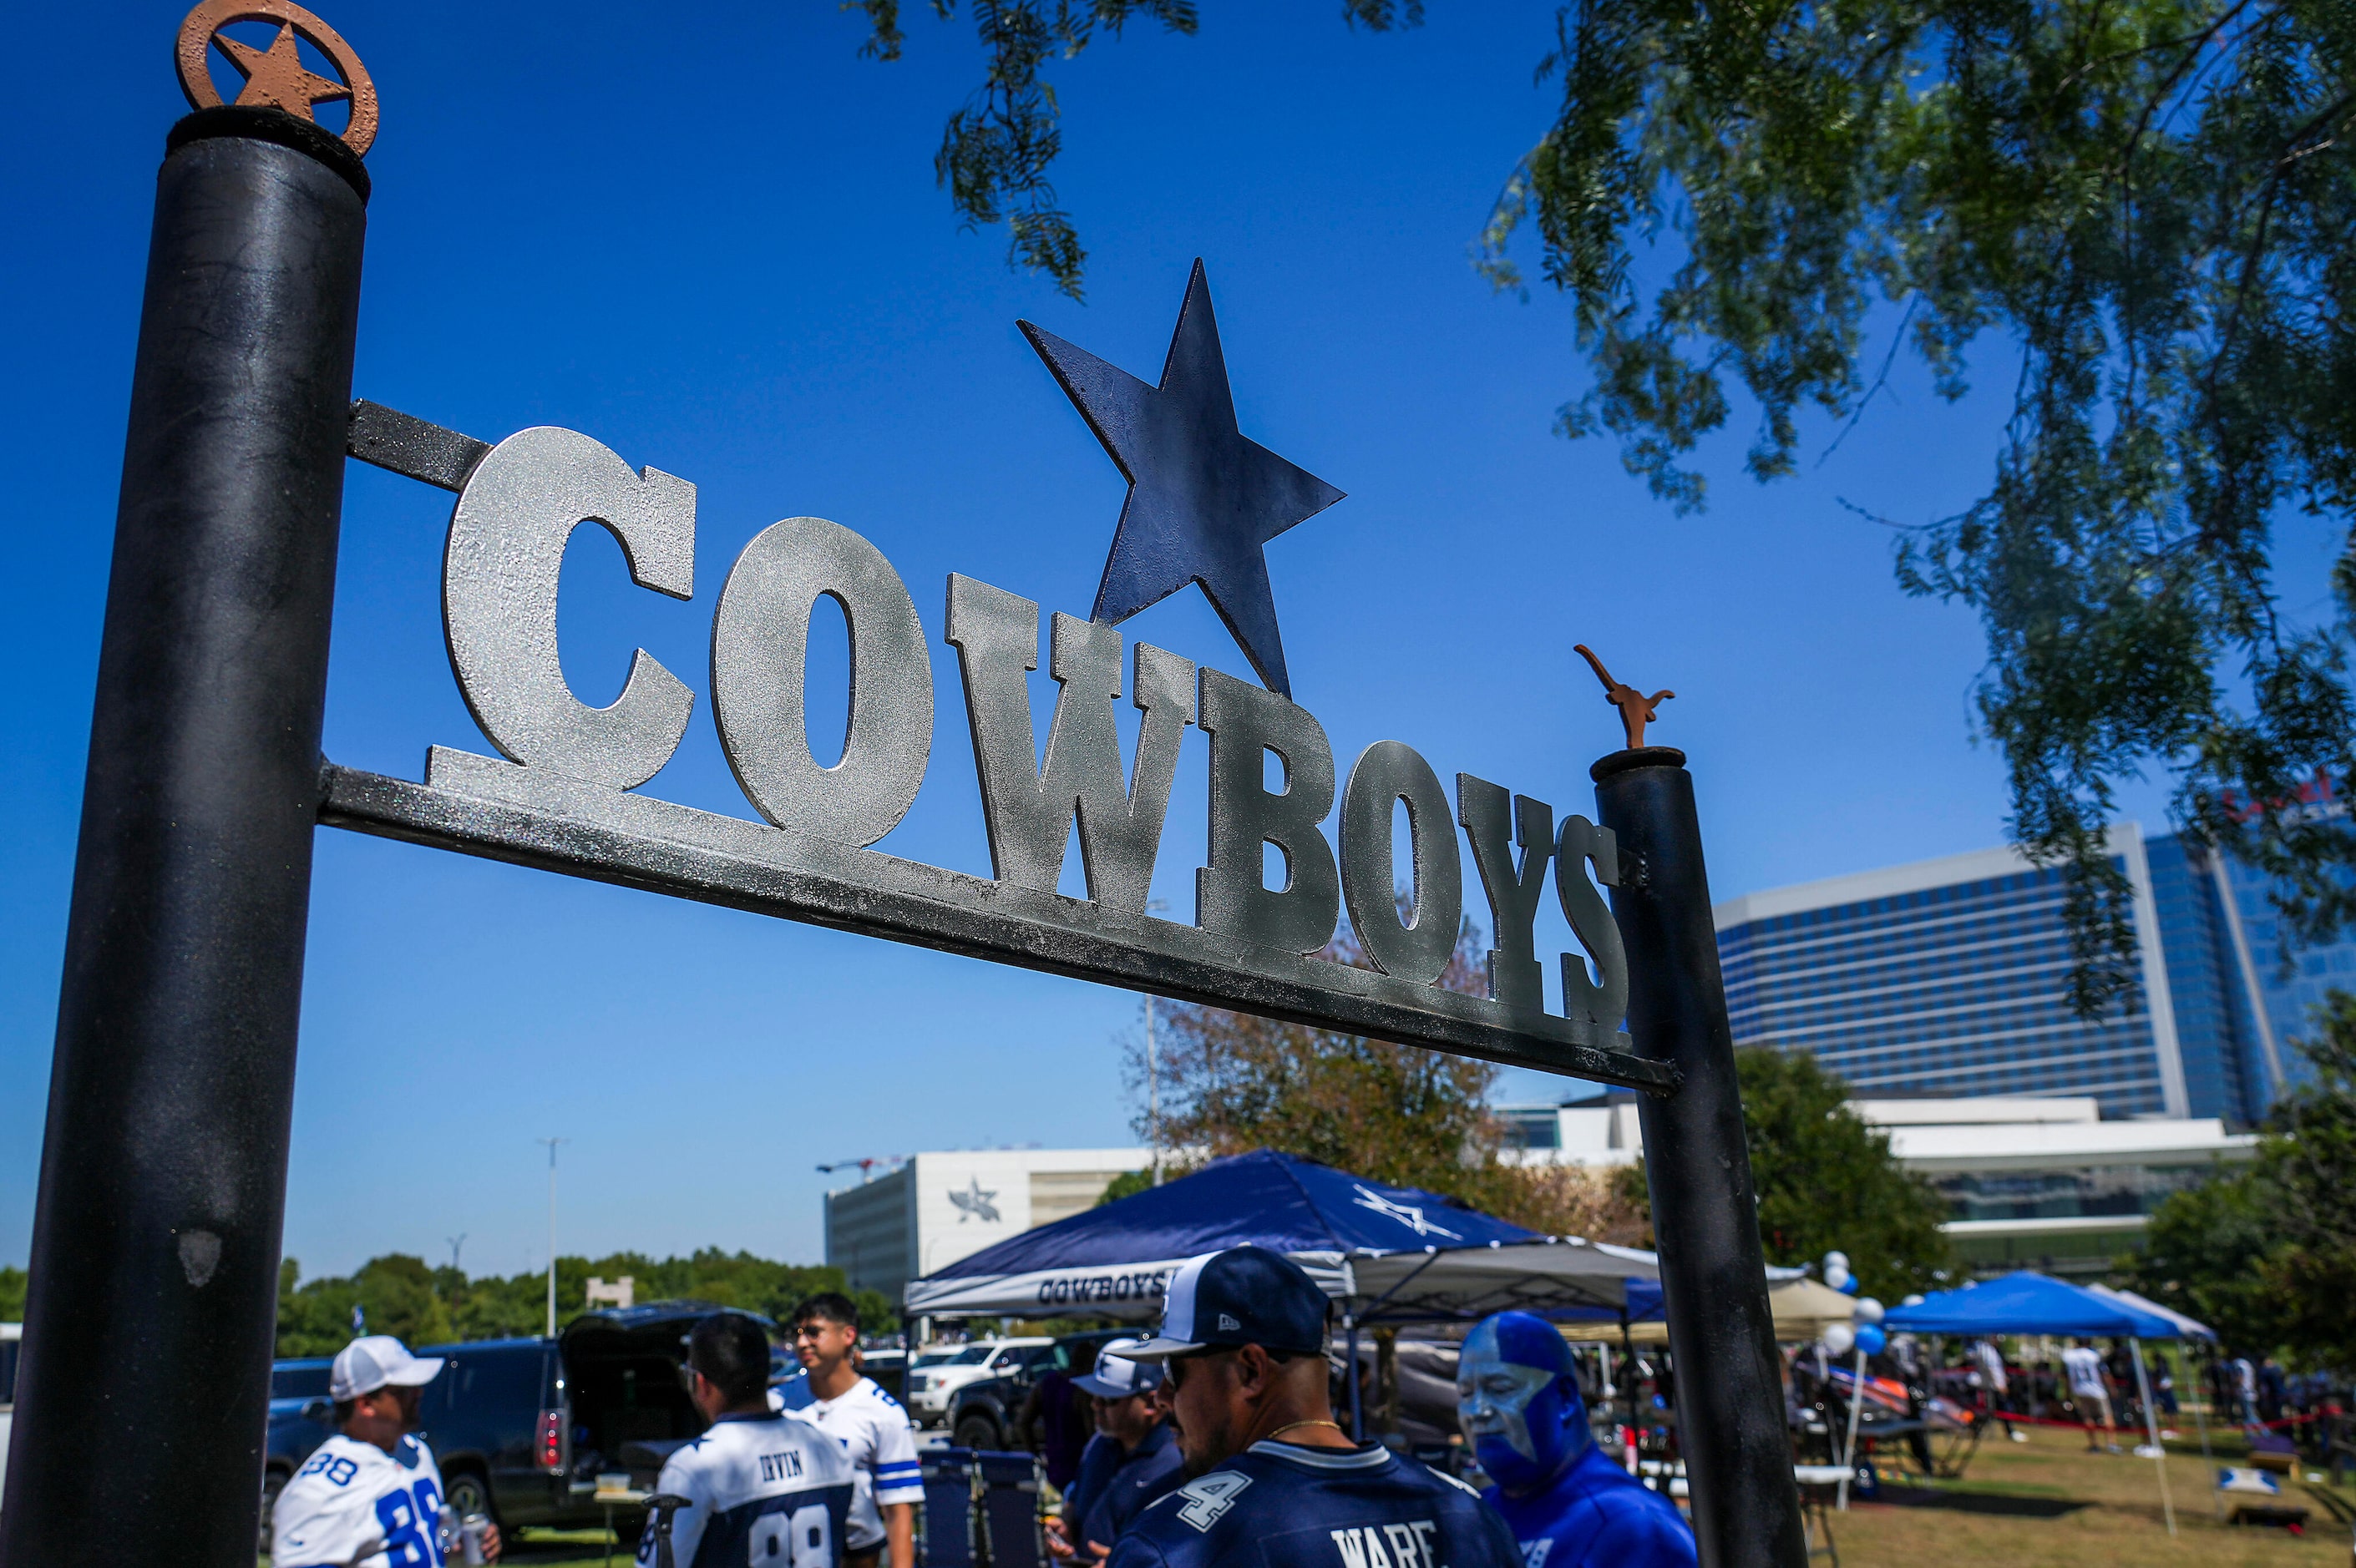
xmin=945 ymin=1330 xmax=1132 ymax=1451
xmin=261 ymin=1301 xmax=770 ymax=1542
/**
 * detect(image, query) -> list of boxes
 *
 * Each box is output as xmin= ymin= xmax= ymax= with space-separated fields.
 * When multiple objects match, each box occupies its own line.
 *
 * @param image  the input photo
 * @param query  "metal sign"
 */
xmin=327 ymin=262 xmax=1661 ymax=1091
xmin=0 ymin=10 xmax=1807 ymax=1565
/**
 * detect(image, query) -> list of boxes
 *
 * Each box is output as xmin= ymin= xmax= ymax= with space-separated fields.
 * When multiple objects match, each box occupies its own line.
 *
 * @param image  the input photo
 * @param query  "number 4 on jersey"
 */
xmin=1174 ymin=1473 xmax=1251 ymax=1531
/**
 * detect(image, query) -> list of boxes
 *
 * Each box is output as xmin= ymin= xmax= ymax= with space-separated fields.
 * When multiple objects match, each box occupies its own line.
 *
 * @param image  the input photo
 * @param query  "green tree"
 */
xmin=273 ymin=1251 xmax=893 ymax=1358
xmin=2130 ymin=1162 xmax=2285 ymax=1353
xmin=1717 ymin=1048 xmax=1952 ymax=1297
xmin=1132 ymin=920 xmax=1533 ymax=1216
xmin=856 ymin=3 xmax=2356 ymax=1003
xmin=1096 ymin=1169 xmax=1153 ymax=1206
xmin=2252 ymin=990 xmax=2356 ymax=1366
xmin=2132 ymin=989 xmax=2356 ymax=1361
xmin=0 ymin=1265 xmax=26 ymax=1323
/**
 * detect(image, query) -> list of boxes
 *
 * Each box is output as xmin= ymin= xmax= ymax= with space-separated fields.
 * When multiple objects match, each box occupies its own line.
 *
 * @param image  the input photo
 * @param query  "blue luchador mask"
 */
xmin=1457 ymin=1311 xmax=1590 ymax=1492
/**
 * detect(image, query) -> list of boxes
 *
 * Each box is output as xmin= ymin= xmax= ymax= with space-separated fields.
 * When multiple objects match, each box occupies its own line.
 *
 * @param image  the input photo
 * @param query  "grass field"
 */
xmin=1819 ymin=1423 xmax=2354 ymax=1567
xmin=485 ymin=1424 xmax=2356 ymax=1567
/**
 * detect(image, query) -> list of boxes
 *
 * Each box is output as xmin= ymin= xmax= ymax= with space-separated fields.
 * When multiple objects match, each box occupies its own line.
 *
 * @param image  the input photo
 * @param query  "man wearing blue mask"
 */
xmin=1456 ymin=1313 xmax=1695 ymax=1568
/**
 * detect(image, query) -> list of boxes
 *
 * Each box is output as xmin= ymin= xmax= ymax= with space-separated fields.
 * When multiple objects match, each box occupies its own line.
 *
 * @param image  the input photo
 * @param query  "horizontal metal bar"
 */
xmin=318 ymin=749 xmax=1679 ymax=1094
xmin=347 ymin=399 xmax=490 ymax=491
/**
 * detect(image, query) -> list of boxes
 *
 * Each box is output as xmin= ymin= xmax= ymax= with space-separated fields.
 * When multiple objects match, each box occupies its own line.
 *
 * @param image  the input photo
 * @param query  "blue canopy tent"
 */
xmin=1883 ymin=1271 xmax=2184 ymax=1338
xmin=902 ymin=1150 xmax=1658 ymax=1326
xmin=1887 ymin=1270 xmax=2196 ymax=1535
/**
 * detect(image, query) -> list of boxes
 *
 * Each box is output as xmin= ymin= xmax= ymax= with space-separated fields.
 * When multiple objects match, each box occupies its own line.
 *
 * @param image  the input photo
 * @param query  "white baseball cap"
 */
xmin=1073 ymin=1337 xmax=1163 ymax=1399
xmin=330 ymin=1336 xmax=444 ymax=1402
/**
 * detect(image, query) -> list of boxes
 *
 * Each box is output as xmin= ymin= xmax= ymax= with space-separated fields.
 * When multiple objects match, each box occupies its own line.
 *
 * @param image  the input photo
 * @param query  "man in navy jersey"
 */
xmin=1457 ymin=1312 xmax=1695 ymax=1568
xmin=1107 ymin=1247 xmax=1519 ymax=1568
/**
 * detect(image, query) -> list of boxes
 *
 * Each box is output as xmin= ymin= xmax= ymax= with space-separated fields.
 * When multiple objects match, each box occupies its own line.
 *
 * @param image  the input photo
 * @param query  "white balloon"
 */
xmin=1823 ymin=1251 xmax=1851 ymax=1272
xmin=1821 ymin=1323 xmax=1857 ymax=1357
xmin=1902 ymin=1294 xmax=1926 ymax=1308
xmin=1824 ymin=1264 xmax=1852 ymax=1291
xmin=1854 ymin=1297 xmax=1885 ymax=1325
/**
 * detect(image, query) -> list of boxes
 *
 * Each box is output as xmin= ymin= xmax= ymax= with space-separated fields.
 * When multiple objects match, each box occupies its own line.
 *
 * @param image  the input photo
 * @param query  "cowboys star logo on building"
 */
xmin=948 ymin=1176 xmax=1001 ymax=1224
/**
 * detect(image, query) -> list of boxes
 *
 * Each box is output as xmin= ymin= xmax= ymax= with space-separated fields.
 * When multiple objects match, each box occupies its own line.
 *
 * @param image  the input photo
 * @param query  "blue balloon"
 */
xmin=1855 ymin=1323 xmax=1887 ymax=1357
xmin=1837 ymin=1274 xmax=1860 ymax=1296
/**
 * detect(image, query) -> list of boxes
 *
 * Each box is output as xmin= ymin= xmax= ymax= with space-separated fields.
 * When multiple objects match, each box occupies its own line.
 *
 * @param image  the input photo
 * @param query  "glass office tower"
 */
xmin=1714 ymin=818 xmax=2349 ymax=1125
xmin=1715 ymin=827 xmax=2189 ymax=1120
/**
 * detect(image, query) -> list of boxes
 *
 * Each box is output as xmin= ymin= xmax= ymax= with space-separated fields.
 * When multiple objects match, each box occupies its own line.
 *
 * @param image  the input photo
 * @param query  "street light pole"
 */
xmin=537 ymin=1138 xmax=568 ymax=1338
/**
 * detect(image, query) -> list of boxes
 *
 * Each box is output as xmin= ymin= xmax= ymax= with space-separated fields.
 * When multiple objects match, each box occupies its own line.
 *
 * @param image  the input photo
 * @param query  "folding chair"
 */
xmin=975 ymin=1451 xmax=1046 ymax=1568
xmin=920 ymin=1448 xmax=980 ymax=1568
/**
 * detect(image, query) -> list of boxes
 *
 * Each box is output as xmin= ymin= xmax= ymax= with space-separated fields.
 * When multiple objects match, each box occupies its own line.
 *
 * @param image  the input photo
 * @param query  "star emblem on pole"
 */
xmin=1021 ymin=260 xmax=1344 ymax=699
xmin=175 ymin=1 xmax=381 ymax=158
xmin=215 ymin=23 xmax=352 ymax=119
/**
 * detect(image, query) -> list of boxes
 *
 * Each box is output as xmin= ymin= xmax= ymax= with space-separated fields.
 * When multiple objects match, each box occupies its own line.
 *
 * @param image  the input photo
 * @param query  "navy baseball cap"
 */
xmin=1124 ymin=1246 xmax=1330 ymax=1361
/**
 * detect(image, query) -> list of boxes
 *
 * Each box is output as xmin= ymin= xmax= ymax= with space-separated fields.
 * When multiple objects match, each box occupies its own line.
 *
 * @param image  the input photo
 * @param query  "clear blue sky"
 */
xmin=1 ymin=0 xmax=2212 ymax=1281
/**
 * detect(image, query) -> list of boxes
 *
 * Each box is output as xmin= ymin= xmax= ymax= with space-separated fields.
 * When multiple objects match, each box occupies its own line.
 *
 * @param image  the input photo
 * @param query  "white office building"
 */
xmin=1498 ymin=1095 xmax=2254 ymax=1278
xmin=824 ymin=1147 xmax=1150 ymax=1308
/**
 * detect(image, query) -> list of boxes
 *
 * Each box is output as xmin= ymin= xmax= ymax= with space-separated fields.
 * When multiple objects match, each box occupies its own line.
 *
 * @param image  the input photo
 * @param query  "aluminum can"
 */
xmin=461 ymin=1512 xmax=489 ymax=1565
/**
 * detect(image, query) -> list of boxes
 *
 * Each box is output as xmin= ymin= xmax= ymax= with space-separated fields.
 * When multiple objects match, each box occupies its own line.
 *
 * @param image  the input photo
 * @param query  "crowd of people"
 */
xmin=268 ymin=1247 xmax=1703 ymax=1568
xmin=1788 ymin=1326 xmax=2356 ymax=1481
xmin=270 ymin=1252 xmax=2356 ymax=1568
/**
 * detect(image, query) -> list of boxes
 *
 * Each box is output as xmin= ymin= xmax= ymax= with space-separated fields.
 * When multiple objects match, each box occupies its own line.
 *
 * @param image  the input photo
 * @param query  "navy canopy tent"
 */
xmin=902 ymin=1150 xmax=1657 ymax=1324
xmin=1884 ymin=1271 xmax=2185 ymax=1338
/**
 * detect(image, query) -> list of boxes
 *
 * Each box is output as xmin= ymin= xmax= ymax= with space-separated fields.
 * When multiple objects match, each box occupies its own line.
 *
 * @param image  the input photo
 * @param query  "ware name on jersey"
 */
xmin=639 ymin=1411 xmax=859 ymax=1568
xmin=271 ymin=1433 xmax=449 ymax=1568
xmin=1106 ymin=1441 xmax=1521 ymax=1568
xmin=798 ymin=1375 xmax=922 ymax=1550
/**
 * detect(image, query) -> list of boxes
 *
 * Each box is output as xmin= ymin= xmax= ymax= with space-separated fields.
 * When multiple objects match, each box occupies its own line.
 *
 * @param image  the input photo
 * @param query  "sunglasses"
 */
xmin=1162 ymin=1349 xmax=1231 ymax=1393
xmin=1163 ymin=1347 xmax=1301 ymax=1392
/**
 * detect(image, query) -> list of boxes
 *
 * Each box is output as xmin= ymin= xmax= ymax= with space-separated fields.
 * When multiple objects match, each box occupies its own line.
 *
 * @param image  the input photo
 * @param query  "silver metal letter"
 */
xmin=1339 ymin=741 xmax=1463 ymax=984
xmin=711 ymin=516 xmax=934 ymax=847
xmin=1557 ymin=814 xmax=1630 ymax=1037
xmin=442 ymin=426 xmax=695 ymax=789
xmin=944 ymin=575 xmax=1196 ymax=912
xmin=1198 ymin=669 xmax=1340 ymax=955
xmin=1457 ymin=776 xmax=1553 ymax=1011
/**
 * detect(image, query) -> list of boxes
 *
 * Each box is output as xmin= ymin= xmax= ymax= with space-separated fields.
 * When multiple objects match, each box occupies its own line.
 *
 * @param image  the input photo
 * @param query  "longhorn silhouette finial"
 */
xmin=1576 ymin=644 xmax=1675 ymax=750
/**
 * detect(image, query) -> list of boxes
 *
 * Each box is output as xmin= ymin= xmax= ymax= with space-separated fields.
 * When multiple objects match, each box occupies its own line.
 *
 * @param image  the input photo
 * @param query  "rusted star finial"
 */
xmin=1576 ymin=644 xmax=1675 ymax=751
xmin=175 ymin=0 xmax=378 ymax=158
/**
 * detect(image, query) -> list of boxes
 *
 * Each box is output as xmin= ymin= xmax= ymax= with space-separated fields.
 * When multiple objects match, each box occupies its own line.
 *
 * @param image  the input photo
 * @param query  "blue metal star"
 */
xmin=1021 ymin=260 xmax=1344 ymax=698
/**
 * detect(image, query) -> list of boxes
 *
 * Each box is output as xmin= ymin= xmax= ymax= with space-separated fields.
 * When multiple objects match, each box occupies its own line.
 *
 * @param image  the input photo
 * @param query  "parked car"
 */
xmin=859 ymin=1345 xmax=909 ymax=1406
xmin=260 ymin=1299 xmax=771 ymax=1548
xmin=945 ymin=1331 xmax=1132 ymax=1451
xmin=904 ymin=1338 xmax=1054 ymax=1428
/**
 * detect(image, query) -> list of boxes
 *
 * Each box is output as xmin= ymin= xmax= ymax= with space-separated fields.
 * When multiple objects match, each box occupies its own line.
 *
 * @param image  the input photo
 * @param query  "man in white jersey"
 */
xmin=641 ymin=1312 xmax=858 ymax=1568
xmin=2060 ymin=1339 xmax=2118 ymax=1453
xmin=271 ymin=1335 xmax=504 ymax=1568
xmin=790 ymin=1293 xmax=920 ymax=1568
xmin=1970 ymin=1339 xmax=2024 ymax=1441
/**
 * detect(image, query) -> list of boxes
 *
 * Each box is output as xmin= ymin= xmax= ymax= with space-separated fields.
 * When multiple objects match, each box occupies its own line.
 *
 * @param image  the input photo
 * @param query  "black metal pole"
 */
xmin=0 ymin=107 xmax=367 ymax=1565
xmin=1593 ymin=746 xmax=1806 ymax=1568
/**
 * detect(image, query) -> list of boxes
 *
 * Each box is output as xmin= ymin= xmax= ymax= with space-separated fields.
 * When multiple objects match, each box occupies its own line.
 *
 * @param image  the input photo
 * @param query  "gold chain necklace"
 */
xmin=1263 ymin=1419 xmax=1348 ymax=1444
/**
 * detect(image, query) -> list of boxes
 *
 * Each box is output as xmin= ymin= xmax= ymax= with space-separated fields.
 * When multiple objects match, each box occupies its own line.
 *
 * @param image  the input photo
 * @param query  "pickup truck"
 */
xmin=944 ymin=1330 xmax=1133 ymax=1451
xmin=905 ymin=1338 xmax=1054 ymax=1428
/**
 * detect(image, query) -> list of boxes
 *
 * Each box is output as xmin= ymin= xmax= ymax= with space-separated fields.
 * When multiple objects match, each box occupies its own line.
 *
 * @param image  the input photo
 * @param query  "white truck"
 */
xmin=0 ymin=1323 xmax=20 ymax=1500
xmin=903 ymin=1338 xmax=1052 ymax=1427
